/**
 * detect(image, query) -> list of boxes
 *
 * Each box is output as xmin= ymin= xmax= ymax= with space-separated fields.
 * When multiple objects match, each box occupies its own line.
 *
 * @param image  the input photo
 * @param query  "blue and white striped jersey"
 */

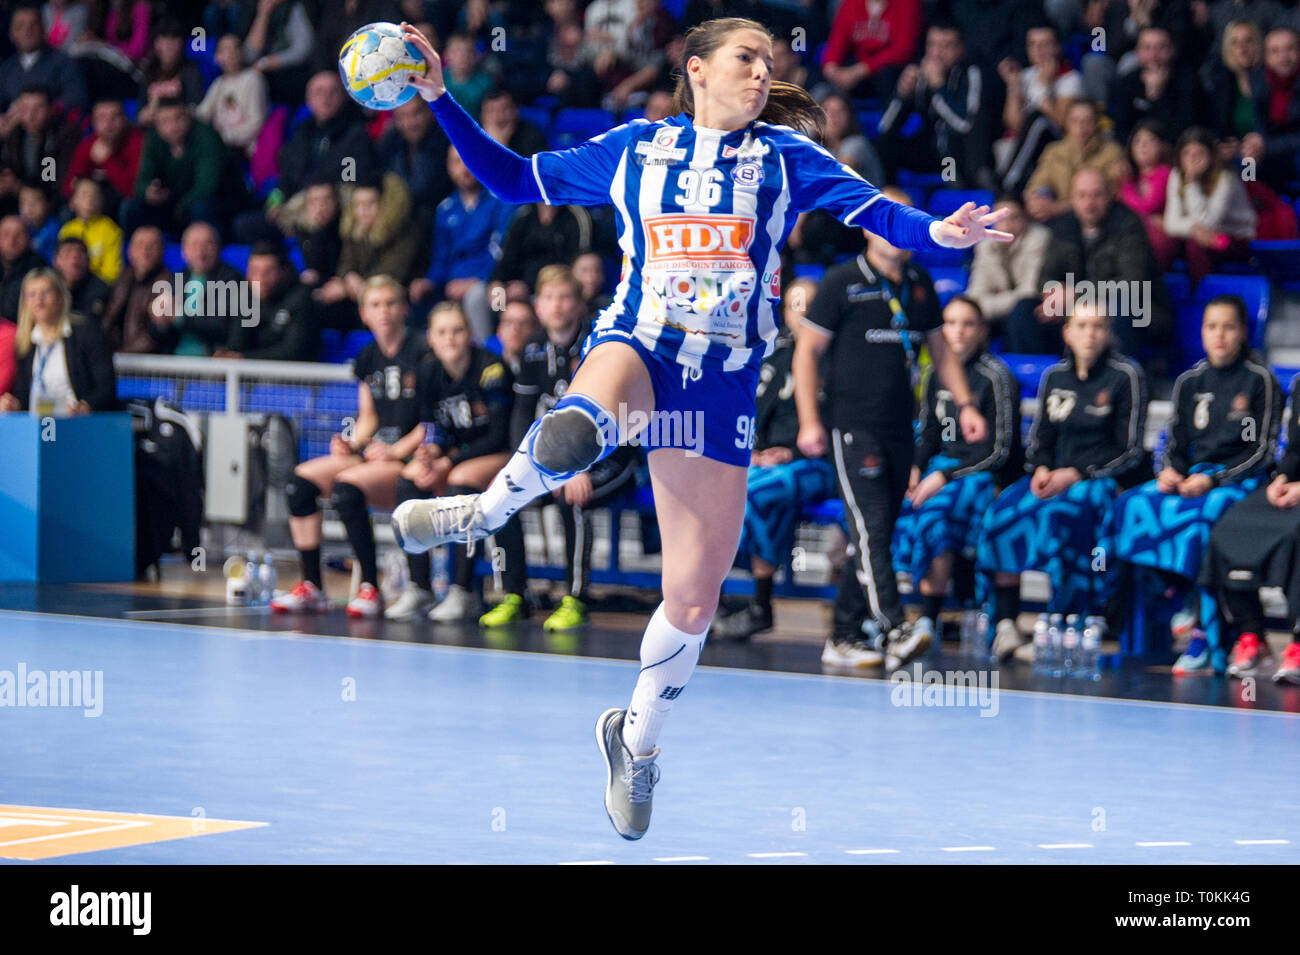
xmin=531 ymin=112 xmax=940 ymax=373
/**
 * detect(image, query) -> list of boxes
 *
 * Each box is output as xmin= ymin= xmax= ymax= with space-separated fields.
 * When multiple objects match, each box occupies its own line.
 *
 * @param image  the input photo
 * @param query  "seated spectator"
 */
xmin=952 ymin=0 xmax=1039 ymax=67
xmin=19 ymin=180 xmax=60 ymax=263
xmin=1024 ymin=167 xmax=1171 ymax=358
xmin=584 ymin=0 xmax=639 ymax=100
xmin=271 ymin=275 xmax=428 ymax=618
xmin=1203 ymin=19 xmax=1263 ymax=151
xmin=1164 ymin=126 xmax=1256 ymax=280
xmin=0 ymin=85 xmax=81 ymax=217
xmin=236 ymin=70 xmax=374 ymax=243
xmin=97 ymin=0 xmax=150 ymax=64
xmin=393 ymin=301 xmax=515 ymax=623
xmin=1117 ymin=120 xmax=1178 ymax=270
xmin=136 ymin=16 xmax=204 ymax=126
xmin=820 ymin=0 xmax=922 ymax=100
xmin=377 ymin=96 xmax=451 ymax=235
xmin=409 ymin=148 xmax=515 ymax=341
xmin=996 ymin=23 xmax=1086 ymax=197
xmin=150 ymin=222 xmax=245 ymax=356
xmin=65 ymin=99 xmax=144 ymax=216
xmin=572 ymin=251 xmax=610 ymax=319
xmin=965 ymin=195 xmax=1051 ymax=332
xmin=44 ymin=0 xmax=91 ymax=49
xmin=122 ymin=99 xmax=237 ymax=239
xmin=495 ymin=296 xmax=541 ymax=373
xmin=279 ymin=177 xmax=342 ymax=289
xmin=195 ymin=33 xmax=269 ymax=157
xmin=1209 ymin=0 xmax=1285 ymax=41
xmin=0 ymin=213 xmax=47 ymax=323
xmin=314 ymin=171 xmax=419 ymax=331
xmin=217 ymin=242 xmax=318 ymax=361
xmin=876 ymin=22 xmax=995 ymax=190
xmin=977 ymin=304 xmax=1149 ymax=659
xmin=1111 ymin=296 xmax=1281 ymax=674
xmin=1024 ymin=99 xmax=1126 ymax=222
xmin=1112 ymin=26 xmax=1202 ymax=144
xmin=58 ymin=177 xmax=124 ymax=285
xmin=52 ymin=235 xmax=109 ymax=321
xmin=242 ymin=0 xmax=316 ymax=104
xmin=489 ymin=201 xmax=594 ymax=300
xmin=894 ymin=294 xmax=1022 ymax=650
xmin=0 ymin=4 xmax=88 ymax=119
xmin=1079 ymin=0 xmax=1202 ymax=105
xmin=602 ymin=0 xmax=675 ymax=111
xmin=480 ymin=87 xmax=547 ymax=158
xmin=771 ymin=35 xmax=808 ymax=90
xmin=0 ymin=267 xmax=118 ymax=414
xmin=821 ymin=92 xmax=885 ymax=185
xmin=544 ymin=15 xmax=601 ymax=111
xmin=711 ymin=278 xmax=837 ymax=640
xmin=1242 ymin=26 xmax=1300 ymax=191
xmin=442 ymin=33 xmax=493 ymax=119
xmin=102 ymin=224 xmax=168 ymax=353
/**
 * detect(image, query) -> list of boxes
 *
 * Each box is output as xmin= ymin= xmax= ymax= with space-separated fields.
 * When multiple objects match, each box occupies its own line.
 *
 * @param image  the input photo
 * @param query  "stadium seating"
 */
xmin=927 ymin=189 xmax=994 ymax=220
xmin=1175 ymin=274 xmax=1270 ymax=371
xmin=242 ymin=384 xmax=315 ymax=415
xmin=548 ymin=108 xmax=616 ymax=149
xmin=927 ymin=265 xmax=969 ymax=306
xmin=999 ymin=353 xmax=1060 ymax=398
xmin=1250 ymin=240 xmax=1300 ymax=290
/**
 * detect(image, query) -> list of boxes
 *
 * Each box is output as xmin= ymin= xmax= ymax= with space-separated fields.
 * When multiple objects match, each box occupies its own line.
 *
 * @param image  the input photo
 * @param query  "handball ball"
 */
xmin=338 ymin=22 xmax=427 ymax=110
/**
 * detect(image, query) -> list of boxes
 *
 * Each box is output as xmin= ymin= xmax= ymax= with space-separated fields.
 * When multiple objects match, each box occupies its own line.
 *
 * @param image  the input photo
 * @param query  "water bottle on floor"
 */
xmin=259 ymin=554 xmax=277 ymax=605
xmin=245 ymin=551 xmax=262 ymax=604
xmin=1047 ymin=613 xmax=1065 ymax=677
xmin=1031 ymin=614 xmax=1050 ymax=675
xmin=959 ymin=608 xmax=976 ymax=655
xmin=1078 ymin=615 xmax=1104 ymax=681
xmin=1062 ymin=614 xmax=1080 ymax=677
xmin=975 ymin=611 xmax=989 ymax=660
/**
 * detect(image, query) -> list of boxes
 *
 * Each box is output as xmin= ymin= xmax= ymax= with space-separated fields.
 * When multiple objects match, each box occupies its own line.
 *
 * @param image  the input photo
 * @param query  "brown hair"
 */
xmin=671 ymin=18 xmax=825 ymax=141
xmin=1174 ymin=126 xmax=1224 ymax=201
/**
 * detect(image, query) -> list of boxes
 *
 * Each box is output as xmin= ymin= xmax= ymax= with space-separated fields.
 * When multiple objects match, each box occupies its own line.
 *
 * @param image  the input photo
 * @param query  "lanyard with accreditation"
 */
xmin=878 ymin=273 xmax=923 ymax=439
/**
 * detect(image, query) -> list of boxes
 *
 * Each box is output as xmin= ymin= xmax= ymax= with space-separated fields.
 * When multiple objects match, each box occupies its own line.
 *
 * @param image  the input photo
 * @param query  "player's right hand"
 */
xmin=331 ymin=434 xmax=354 ymax=457
xmin=401 ymin=22 xmax=445 ymax=101
xmin=797 ymin=423 xmax=827 ymax=458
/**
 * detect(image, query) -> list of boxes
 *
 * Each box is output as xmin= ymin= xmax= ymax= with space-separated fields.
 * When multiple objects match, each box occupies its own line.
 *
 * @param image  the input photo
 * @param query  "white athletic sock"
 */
xmin=478 ymin=442 xmax=564 ymax=527
xmin=622 ymin=602 xmax=708 ymax=757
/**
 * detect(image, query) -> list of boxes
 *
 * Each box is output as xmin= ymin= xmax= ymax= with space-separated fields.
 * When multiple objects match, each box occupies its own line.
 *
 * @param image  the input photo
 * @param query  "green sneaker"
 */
xmin=543 ymin=595 xmax=588 ymax=631
xmin=479 ymin=593 xmax=526 ymax=627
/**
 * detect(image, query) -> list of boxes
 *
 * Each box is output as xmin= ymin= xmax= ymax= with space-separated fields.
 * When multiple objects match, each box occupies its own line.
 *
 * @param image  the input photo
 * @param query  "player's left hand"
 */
xmin=564 ymin=472 xmax=593 ymax=507
xmin=934 ymin=203 xmax=1014 ymax=249
xmin=909 ymin=470 xmax=947 ymax=508
xmin=958 ymin=403 xmax=987 ymax=442
xmin=1179 ymin=473 xmax=1214 ymax=497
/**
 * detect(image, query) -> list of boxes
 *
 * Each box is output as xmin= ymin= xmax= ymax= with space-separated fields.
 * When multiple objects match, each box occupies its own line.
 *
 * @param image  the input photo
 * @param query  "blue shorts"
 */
xmin=581 ymin=326 xmax=759 ymax=468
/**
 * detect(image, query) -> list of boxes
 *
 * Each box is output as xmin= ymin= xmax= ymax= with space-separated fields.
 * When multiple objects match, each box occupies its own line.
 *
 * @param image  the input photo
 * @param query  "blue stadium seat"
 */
xmin=285 ymin=241 xmax=304 ymax=272
xmin=315 ymin=382 xmax=359 ymax=417
xmin=792 ymin=263 xmax=826 ymax=282
xmin=242 ymin=384 xmax=315 ymax=415
xmin=927 ymin=189 xmax=994 ymax=220
xmin=548 ymin=108 xmax=616 ymax=149
xmin=800 ymin=498 xmax=845 ymax=524
xmin=912 ymin=246 xmax=972 ymax=269
xmin=341 ymin=330 xmax=374 ymax=361
xmin=1173 ymin=274 xmax=1270 ymax=372
xmin=1273 ymin=365 xmax=1300 ymax=393
xmin=1251 ymin=240 xmax=1300 ymax=288
xmin=857 ymin=110 xmax=883 ymax=139
xmin=118 ymin=377 xmax=176 ymax=402
xmin=286 ymin=103 xmax=312 ymax=139
xmin=178 ymin=381 xmax=227 ymax=413
xmin=163 ymin=243 xmax=185 ymax=273
xmin=483 ymin=334 xmax=503 ymax=356
xmin=928 ymin=265 xmax=969 ymax=306
xmin=1000 ymin=353 xmax=1060 ymax=398
xmin=1163 ymin=272 xmax=1192 ymax=309
xmin=122 ymin=98 xmax=138 ymax=122
xmin=620 ymin=106 xmax=645 ymax=122
xmin=517 ymin=105 xmax=551 ymax=132
xmin=220 ymin=244 xmax=252 ymax=274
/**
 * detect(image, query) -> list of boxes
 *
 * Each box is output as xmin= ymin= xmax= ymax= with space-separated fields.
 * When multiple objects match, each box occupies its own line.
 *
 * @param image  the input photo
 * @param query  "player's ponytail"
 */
xmin=671 ymin=18 xmax=826 ymax=142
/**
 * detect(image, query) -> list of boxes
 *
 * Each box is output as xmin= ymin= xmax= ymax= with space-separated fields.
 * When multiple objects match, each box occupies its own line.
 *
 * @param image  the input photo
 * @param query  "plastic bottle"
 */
xmin=975 ymin=611 xmax=990 ymax=659
xmin=1078 ymin=615 xmax=1104 ymax=681
xmin=245 ymin=551 xmax=262 ymax=604
xmin=1032 ymin=613 xmax=1051 ymax=675
xmin=959 ymin=608 xmax=976 ymax=655
xmin=259 ymin=554 xmax=277 ymax=605
xmin=1062 ymin=614 xmax=1081 ymax=677
xmin=1047 ymin=613 xmax=1065 ymax=677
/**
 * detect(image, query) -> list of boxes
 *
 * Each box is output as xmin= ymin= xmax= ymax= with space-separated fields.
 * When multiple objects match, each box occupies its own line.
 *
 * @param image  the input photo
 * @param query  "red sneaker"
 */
xmin=1273 ymin=640 xmax=1300 ymax=685
xmin=346 ymin=583 xmax=382 ymax=618
xmin=270 ymin=580 xmax=330 ymax=614
xmin=1227 ymin=632 xmax=1270 ymax=678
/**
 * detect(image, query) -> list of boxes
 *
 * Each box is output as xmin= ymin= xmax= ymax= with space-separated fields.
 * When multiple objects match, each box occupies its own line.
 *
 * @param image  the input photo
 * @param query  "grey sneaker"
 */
xmin=991 ymin=619 xmax=1026 ymax=661
xmin=821 ymin=636 xmax=885 ymax=667
xmin=384 ymin=584 xmax=435 ymax=621
xmin=392 ymin=494 xmax=492 ymax=554
xmin=595 ymin=708 xmax=659 ymax=841
xmin=885 ymin=621 xmax=932 ymax=673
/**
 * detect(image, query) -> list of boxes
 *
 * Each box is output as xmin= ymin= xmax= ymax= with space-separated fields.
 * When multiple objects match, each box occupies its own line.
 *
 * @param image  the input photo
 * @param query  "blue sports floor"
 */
xmin=1 ymin=609 xmax=1297 ymax=864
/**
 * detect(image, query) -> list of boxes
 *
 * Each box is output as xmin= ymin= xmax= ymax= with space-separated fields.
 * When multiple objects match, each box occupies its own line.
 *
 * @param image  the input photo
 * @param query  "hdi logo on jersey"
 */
xmin=645 ymin=214 xmax=755 ymax=263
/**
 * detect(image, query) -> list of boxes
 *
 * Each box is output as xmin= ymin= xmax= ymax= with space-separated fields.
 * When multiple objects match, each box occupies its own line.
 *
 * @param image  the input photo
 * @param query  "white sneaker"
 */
xmin=427 ymin=584 xmax=482 ymax=622
xmin=885 ymin=621 xmax=932 ymax=673
xmin=270 ymin=580 xmax=330 ymax=614
xmin=345 ymin=583 xmax=382 ymax=618
xmin=393 ymin=494 xmax=492 ymax=554
xmin=991 ymin=619 xmax=1026 ymax=661
xmin=385 ymin=584 xmax=435 ymax=621
xmin=821 ymin=636 xmax=885 ymax=667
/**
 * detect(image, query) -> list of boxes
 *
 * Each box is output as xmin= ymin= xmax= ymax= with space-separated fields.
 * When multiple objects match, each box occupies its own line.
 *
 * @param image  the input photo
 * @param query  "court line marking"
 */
xmin=939 ymin=845 xmax=996 ymax=852
xmin=1234 ymin=839 xmax=1289 ymax=845
xmin=123 ymin=606 xmax=271 ymax=620
xmin=0 ymin=820 xmax=149 ymax=848
xmin=8 ymin=608 xmax=1297 ymax=721
xmin=1037 ymin=843 xmax=1094 ymax=849
xmin=1136 ymin=841 xmax=1192 ymax=847
xmin=747 ymin=851 xmax=807 ymax=858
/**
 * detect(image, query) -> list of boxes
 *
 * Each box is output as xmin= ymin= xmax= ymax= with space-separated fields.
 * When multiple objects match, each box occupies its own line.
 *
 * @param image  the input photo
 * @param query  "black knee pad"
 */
xmin=287 ymin=476 xmax=322 ymax=517
xmin=395 ymin=477 xmax=426 ymax=503
xmin=331 ymin=481 xmax=367 ymax=518
xmin=533 ymin=408 xmax=603 ymax=476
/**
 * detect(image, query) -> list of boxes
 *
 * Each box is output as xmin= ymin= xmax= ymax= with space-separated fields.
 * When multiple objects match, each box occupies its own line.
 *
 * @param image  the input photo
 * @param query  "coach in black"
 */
xmin=795 ymin=188 xmax=988 ymax=671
